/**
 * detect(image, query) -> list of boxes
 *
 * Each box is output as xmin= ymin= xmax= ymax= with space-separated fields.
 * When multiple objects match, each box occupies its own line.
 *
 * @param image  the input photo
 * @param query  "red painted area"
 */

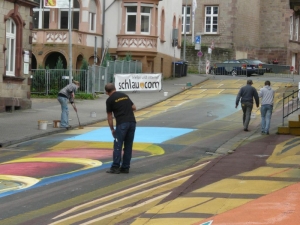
xmin=195 ymin=182 xmax=300 ymax=225
xmin=0 ymin=162 xmax=83 ymax=178
xmin=36 ymin=149 xmax=113 ymax=160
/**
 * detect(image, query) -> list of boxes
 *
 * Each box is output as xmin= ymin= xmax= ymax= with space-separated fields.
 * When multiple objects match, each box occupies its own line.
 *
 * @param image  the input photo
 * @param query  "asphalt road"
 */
xmin=0 ymin=78 xmax=299 ymax=225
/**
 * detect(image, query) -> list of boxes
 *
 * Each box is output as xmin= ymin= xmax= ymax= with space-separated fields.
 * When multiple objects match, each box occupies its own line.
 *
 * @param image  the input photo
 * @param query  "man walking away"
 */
xmin=259 ymin=80 xmax=274 ymax=135
xmin=235 ymin=80 xmax=259 ymax=131
xmin=57 ymin=80 xmax=79 ymax=129
xmin=105 ymin=83 xmax=136 ymax=174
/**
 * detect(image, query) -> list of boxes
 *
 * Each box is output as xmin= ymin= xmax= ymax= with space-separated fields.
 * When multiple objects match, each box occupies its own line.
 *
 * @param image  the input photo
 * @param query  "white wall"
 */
xmin=103 ymin=0 xmax=120 ymax=49
xmin=157 ymin=0 xmax=182 ymax=59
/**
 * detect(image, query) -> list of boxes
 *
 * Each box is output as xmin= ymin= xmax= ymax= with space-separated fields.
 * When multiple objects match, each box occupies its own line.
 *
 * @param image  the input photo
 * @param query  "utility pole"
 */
xmin=68 ymin=0 xmax=72 ymax=84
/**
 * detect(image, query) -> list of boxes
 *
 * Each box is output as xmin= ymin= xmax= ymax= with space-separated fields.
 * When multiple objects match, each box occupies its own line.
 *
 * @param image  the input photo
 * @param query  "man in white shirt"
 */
xmin=259 ymin=80 xmax=275 ymax=135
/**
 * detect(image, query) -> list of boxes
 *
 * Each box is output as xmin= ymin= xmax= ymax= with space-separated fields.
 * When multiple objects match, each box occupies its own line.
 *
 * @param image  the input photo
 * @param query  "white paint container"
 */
xmin=164 ymin=92 xmax=168 ymax=97
xmin=38 ymin=120 xmax=48 ymax=130
xmin=90 ymin=112 xmax=97 ymax=118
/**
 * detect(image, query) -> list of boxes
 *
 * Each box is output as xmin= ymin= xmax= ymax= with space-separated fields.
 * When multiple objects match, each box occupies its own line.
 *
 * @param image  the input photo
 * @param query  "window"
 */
xmin=89 ymin=0 xmax=96 ymax=32
xmin=205 ymin=6 xmax=218 ymax=33
xmin=182 ymin=6 xmax=190 ymax=34
xmin=89 ymin=13 xmax=96 ymax=31
xmin=33 ymin=0 xmax=50 ymax=29
xmin=6 ymin=18 xmax=16 ymax=76
xmin=290 ymin=16 xmax=293 ymax=40
xmin=126 ymin=6 xmax=137 ymax=33
xmin=296 ymin=17 xmax=299 ymax=41
xmin=59 ymin=0 xmax=80 ymax=29
xmin=160 ymin=9 xmax=165 ymax=41
xmin=141 ymin=6 xmax=151 ymax=34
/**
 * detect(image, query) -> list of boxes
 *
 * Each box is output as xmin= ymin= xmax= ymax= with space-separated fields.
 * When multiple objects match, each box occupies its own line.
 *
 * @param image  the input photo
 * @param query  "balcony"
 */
xmin=32 ymin=30 xmax=83 ymax=44
xmin=117 ymin=35 xmax=158 ymax=56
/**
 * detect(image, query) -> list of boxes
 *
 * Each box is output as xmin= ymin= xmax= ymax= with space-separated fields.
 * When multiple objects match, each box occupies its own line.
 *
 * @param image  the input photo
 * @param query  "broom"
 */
xmin=73 ymin=102 xmax=84 ymax=129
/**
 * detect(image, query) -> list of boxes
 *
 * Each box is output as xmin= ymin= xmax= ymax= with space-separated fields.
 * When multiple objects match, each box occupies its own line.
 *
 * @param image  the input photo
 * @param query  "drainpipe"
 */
xmin=183 ymin=0 xmax=187 ymax=61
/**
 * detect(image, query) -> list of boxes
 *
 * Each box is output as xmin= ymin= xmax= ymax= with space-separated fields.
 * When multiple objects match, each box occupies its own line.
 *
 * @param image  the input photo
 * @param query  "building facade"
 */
xmin=32 ymin=0 xmax=182 ymax=77
xmin=0 ymin=0 xmax=38 ymax=113
xmin=182 ymin=0 xmax=300 ymax=72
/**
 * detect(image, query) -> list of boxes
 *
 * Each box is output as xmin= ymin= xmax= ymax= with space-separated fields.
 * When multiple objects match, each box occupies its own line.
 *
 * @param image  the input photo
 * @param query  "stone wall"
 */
xmin=182 ymin=46 xmax=234 ymax=73
xmin=0 ymin=1 xmax=37 ymax=113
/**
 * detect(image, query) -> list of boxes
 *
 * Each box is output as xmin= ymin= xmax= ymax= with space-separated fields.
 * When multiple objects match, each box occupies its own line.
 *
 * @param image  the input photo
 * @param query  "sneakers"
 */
xmin=106 ymin=167 xmax=120 ymax=174
xmin=244 ymin=128 xmax=249 ymax=131
xmin=60 ymin=125 xmax=72 ymax=130
xmin=120 ymin=168 xmax=129 ymax=173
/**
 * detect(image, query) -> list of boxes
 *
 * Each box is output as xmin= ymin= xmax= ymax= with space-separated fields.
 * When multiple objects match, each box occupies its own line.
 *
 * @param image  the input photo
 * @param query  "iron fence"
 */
xmin=31 ymin=60 xmax=142 ymax=94
xmin=87 ymin=60 xmax=142 ymax=93
xmin=282 ymin=89 xmax=300 ymax=126
xmin=30 ymin=69 xmax=88 ymax=95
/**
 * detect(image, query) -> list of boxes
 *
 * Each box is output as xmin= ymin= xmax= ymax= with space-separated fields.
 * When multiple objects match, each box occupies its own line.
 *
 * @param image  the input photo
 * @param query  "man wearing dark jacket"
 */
xmin=235 ymin=80 xmax=259 ymax=131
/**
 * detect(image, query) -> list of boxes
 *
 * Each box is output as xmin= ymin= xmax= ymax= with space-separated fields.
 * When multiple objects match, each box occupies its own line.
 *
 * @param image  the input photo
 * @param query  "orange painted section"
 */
xmin=196 ymin=182 xmax=300 ymax=225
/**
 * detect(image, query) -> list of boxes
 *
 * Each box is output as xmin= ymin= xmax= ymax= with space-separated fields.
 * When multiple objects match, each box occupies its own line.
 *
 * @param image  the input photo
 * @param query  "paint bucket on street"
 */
xmin=164 ymin=92 xmax=168 ymax=97
xmin=38 ymin=120 xmax=48 ymax=130
xmin=53 ymin=120 xmax=60 ymax=128
xmin=90 ymin=112 xmax=96 ymax=118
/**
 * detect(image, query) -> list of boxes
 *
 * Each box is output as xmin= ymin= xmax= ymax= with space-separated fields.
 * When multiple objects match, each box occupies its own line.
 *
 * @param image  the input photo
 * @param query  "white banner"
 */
xmin=44 ymin=0 xmax=72 ymax=8
xmin=115 ymin=74 xmax=162 ymax=92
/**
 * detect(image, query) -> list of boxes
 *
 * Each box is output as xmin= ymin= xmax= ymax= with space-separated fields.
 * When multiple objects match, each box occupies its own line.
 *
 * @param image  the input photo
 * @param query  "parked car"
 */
xmin=237 ymin=59 xmax=267 ymax=75
xmin=209 ymin=60 xmax=248 ymax=76
xmin=210 ymin=59 xmax=266 ymax=76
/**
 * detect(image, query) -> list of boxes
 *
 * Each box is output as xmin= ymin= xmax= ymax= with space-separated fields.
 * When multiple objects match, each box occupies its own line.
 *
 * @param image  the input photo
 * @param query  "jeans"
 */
xmin=112 ymin=121 xmax=136 ymax=169
xmin=241 ymin=102 xmax=253 ymax=129
xmin=57 ymin=97 xmax=69 ymax=127
xmin=260 ymin=104 xmax=273 ymax=133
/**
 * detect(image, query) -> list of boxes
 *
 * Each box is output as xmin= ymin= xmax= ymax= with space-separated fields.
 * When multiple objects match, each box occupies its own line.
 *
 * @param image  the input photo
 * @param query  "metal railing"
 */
xmin=31 ymin=69 xmax=88 ymax=95
xmin=282 ymin=89 xmax=300 ymax=126
xmin=87 ymin=60 xmax=142 ymax=93
xmin=31 ymin=60 xmax=143 ymax=95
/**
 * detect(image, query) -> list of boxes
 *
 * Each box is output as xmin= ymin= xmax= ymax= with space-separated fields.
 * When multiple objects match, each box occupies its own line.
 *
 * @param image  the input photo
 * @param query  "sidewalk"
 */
xmin=0 ymin=74 xmax=208 ymax=147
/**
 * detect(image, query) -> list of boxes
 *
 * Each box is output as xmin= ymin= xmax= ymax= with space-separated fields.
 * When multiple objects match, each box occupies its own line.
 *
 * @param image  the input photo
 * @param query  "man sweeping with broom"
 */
xmin=57 ymin=80 xmax=80 ymax=130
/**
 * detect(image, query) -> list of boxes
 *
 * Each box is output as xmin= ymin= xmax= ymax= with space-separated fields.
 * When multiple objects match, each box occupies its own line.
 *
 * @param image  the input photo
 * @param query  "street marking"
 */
xmin=50 ymin=178 xmax=186 ymax=224
xmin=52 ymin=161 xmax=210 ymax=220
xmin=81 ymin=192 xmax=171 ymax=225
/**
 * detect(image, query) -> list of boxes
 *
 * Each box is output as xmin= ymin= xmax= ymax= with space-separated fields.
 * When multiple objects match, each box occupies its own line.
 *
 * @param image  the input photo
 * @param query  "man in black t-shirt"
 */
xmin=105 ymin=83 xmax=136 ymax=174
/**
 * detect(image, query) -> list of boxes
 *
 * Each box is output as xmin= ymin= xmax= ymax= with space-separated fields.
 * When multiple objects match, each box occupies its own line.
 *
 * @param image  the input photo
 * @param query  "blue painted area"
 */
xmin=206 ymin=94 xmax=237 ymax=120
xmin=66 ymin=127 xmax=196 ymax=143
xmin=199 ymin=220 xmax=213 ymax=225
